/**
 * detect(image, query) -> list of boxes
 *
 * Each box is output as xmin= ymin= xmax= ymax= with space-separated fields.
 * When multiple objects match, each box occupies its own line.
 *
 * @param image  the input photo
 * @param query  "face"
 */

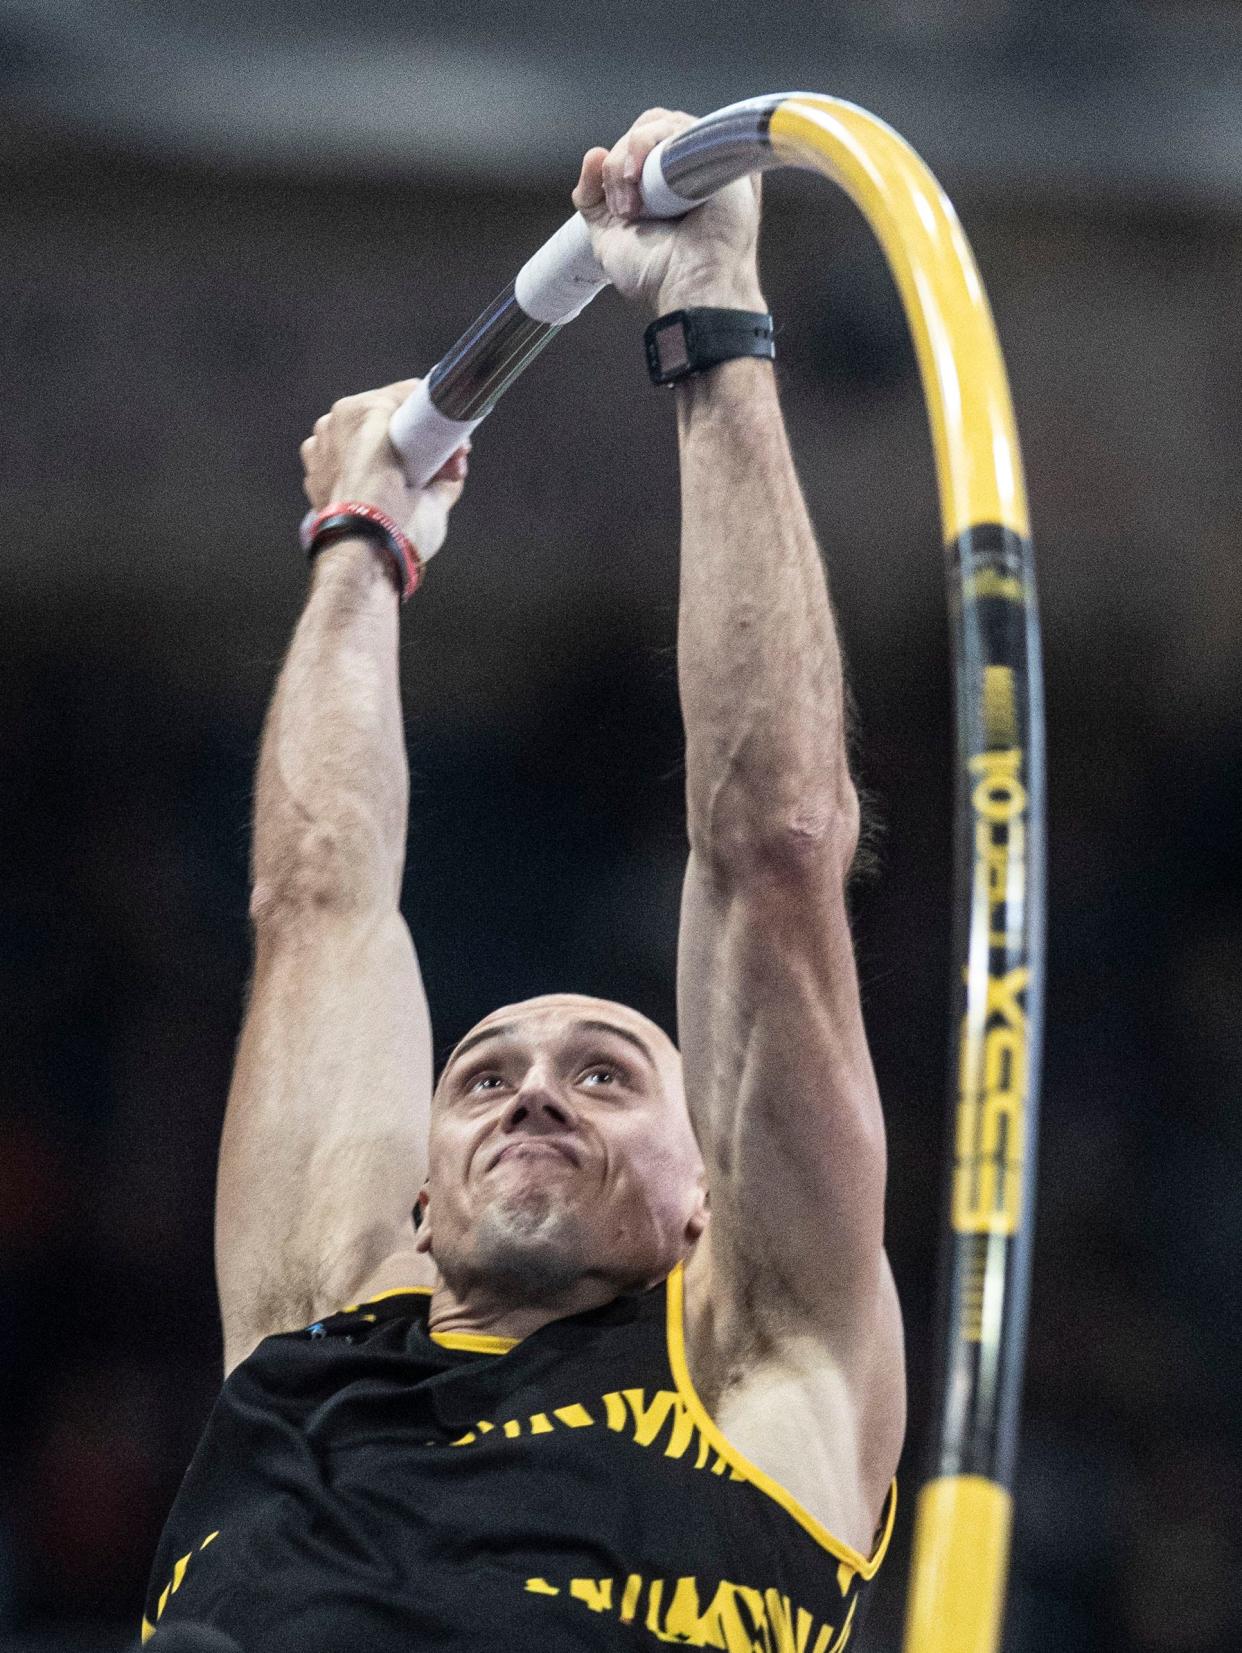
xmin=420 ymin=994 xmax=706 ymax=1306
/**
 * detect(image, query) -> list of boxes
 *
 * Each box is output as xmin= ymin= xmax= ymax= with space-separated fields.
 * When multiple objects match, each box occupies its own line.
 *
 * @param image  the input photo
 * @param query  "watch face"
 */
xmin=655 ymin=322 xmax=691 ymax=377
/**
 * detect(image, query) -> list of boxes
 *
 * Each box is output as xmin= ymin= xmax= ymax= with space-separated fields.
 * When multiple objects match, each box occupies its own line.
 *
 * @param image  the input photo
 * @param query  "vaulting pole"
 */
xmin=388 ymin=95 xmax=1046 ymax=1652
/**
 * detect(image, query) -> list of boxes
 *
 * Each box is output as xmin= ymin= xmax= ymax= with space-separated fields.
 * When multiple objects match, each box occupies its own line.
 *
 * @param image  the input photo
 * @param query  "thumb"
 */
xmin=426 ymin=444 xmax=469 ymax=491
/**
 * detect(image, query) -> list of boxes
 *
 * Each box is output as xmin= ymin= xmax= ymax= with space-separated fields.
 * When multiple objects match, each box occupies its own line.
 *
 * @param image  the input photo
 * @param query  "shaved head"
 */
xmin=421 ymin=993 xmax=705 ymax=1314
xmin=440 ymin=992 xmax=683 ymax=1100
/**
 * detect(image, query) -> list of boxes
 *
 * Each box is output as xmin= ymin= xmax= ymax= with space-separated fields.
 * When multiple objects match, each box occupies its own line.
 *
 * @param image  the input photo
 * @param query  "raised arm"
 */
xmin=576 ymin=114 xmax=904 ymax=1518
xmin=215 ymin=384 xmax=466 ymax=1375
xmin=670 ymin=353 xmax=897 ymax=1307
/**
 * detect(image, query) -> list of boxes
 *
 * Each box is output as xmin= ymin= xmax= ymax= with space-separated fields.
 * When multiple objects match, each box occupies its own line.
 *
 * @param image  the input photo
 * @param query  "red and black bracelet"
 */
xmin=300 ymin=502 xmax=423 ymax=601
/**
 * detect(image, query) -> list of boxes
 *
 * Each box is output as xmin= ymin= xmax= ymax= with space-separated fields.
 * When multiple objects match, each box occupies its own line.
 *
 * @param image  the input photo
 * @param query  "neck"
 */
xmin=427 ymin=1269 xmax=657 ymax=1344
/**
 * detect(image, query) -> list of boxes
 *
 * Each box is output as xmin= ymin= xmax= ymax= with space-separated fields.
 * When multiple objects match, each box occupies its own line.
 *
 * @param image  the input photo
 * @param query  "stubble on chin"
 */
xmin=458 ymin=1191 xmax=590 ymax=1305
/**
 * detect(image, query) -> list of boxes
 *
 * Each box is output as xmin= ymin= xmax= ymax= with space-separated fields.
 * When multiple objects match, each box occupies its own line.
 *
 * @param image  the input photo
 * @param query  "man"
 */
xmin=142 ymin=109 xmax=906 ymax=1651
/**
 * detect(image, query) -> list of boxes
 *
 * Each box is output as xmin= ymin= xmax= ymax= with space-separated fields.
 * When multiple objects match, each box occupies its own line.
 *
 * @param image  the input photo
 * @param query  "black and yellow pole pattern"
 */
xmin=764 ymin=98 xmax=1045 ymax=1653
xmin=390 ymin=93 xmax=1046 ymax=1653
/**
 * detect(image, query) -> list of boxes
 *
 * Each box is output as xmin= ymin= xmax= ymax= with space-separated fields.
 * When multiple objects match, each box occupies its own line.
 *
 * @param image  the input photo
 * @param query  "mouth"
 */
xmin=488 ymin=1140 xmax=580 ymax=1172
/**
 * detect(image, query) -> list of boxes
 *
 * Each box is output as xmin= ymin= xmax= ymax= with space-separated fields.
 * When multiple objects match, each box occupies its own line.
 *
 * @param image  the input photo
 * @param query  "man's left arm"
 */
xmin=670 ymin=347 xmax=907 ymax=1513
xmin=670 ymin=350 xmax=893 ymax=1305
xmin=576 ymin=113 xmax=905 ymax=1505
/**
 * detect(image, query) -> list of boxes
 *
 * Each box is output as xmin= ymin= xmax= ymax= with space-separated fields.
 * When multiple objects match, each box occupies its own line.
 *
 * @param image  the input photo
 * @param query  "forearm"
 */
xmin=251 ymin=542 xmax=407 ymax=917
xmin=676 ymin=360 xmax=857 ymax=868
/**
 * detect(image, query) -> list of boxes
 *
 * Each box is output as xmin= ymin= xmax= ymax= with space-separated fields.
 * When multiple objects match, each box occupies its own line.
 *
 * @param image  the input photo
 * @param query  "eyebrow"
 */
xmin=445 ymin=1017 xmax=657 ymax=1074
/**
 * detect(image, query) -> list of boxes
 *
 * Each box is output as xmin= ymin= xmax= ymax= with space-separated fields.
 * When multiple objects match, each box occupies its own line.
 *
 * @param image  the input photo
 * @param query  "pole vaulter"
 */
xmin=382 ymin=93 xmax=1046 ymax=1653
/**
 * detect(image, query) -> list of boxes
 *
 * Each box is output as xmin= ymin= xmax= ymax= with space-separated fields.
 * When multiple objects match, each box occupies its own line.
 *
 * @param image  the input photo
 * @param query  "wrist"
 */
xmin=652 ymin=272 xmax=766 ymax=318
xmin=302 ymin=502 xmax=422 ymax=601
xmin=673 ymin=354 xmax=777 ymax=415
xmin=309 ymin=534 xmax=403 ymax=597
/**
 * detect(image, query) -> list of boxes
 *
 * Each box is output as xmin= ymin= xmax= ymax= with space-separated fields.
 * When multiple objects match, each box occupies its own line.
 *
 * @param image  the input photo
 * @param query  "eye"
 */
xmin=468 ymin=1073 xmax=506 ymax=1093
xmin=580 ymin=1065 xmax=618 ymax=1087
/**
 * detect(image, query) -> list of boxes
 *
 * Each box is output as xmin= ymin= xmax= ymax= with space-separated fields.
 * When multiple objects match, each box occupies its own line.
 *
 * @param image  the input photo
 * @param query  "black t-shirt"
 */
xmin=143 ymin=1263 xmax=895 ymax=1649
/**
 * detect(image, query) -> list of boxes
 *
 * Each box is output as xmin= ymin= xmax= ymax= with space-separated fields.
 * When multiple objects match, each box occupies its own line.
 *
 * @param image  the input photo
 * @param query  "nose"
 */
xmin=500 ymin=1072 xmax=577 ymax=1136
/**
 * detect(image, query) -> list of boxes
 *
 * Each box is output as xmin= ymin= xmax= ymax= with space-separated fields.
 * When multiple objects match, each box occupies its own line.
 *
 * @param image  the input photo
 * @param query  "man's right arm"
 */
xmin=215 ymin=385 xmax=465 ymax=1376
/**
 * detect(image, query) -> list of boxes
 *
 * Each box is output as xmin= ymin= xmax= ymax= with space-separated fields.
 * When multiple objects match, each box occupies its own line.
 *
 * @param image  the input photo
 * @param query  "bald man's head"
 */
xmin=421 ymin=994 xmax=704 ymax=1305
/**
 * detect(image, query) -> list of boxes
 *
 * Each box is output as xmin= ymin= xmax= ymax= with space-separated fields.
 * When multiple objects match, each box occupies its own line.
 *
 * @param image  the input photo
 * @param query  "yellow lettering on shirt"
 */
xmin=571 ymin=1576 xmax=614 ymax=1612
xmin=553 ymin=1403 xmax=593 ymax=1428
xmin=620 ymin=1573 xmax=643 ymax=1623
xmin=449 ymin=1388 xmax=743 ymax=1478
xmin=530 ymin=1571 xmax=857 ymax=1651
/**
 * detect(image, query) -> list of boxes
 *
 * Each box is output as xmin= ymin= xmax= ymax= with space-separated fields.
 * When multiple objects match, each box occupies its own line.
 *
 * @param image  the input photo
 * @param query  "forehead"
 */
xmin=443 ymin=995 xmax=678 ymax=1075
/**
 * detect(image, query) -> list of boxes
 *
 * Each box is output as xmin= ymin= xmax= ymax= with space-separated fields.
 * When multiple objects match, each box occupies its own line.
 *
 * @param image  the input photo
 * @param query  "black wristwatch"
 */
xmin=644 ymin=308 xmax=776 ymax=387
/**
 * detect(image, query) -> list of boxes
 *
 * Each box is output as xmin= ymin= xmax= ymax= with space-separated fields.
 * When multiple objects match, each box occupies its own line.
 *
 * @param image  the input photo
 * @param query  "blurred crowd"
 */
xmin=2 ymin=116 xmax=1240 ymax=1653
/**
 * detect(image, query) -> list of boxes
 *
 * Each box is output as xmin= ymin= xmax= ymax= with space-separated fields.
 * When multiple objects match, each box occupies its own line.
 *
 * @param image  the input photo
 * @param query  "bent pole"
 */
xmin=392 ymin=92 xmax=1045 ymax=1653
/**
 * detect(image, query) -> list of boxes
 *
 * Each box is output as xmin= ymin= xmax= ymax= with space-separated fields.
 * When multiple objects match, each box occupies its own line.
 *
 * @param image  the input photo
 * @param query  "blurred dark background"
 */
xmin=2 ymin=3 xmax=1240 ymax=1649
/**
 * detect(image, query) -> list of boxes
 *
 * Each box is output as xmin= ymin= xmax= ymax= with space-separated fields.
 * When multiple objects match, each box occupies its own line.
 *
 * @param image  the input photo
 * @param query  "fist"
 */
xmin=571 ymin=109 xmax=764 ymax=316
xmin=300 ymin=380 xmax=469 ymax=563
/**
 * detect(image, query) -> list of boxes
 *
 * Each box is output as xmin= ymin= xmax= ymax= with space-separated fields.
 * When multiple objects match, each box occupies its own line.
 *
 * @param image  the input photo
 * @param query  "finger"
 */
xmin=602 ymin=135 xmax=642 ymax=219
xmin=601 ymin=129 xmax=641 ymax=216
xmin=322 ymin=380 xmax=422 ymax=426
xmin=377 ymin=377 xmax=424 ymax=409
xmin=572 ymin=146 xmax=608 ymax=212
xmin=625 ymin=110 xmax=694 ymax=180
xmin=604 ymin=112 xmax=694 ymax=216
xmin=432 ymin=444 xmax=470 ymax=484
xmin=426 ymin=471 xmax=467 ymax=512
xmin=300 ymin=437 xmax=315 ymax=466
xmin=601 ymin=109 xmax=673 ymax=216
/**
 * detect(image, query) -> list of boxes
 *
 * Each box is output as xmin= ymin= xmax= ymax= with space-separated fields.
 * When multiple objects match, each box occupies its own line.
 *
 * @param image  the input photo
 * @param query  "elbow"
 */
xmin=250 ymin=821 xmax=396 ymax=929
xmin=690 ymin=782 xmax=861 ymax=888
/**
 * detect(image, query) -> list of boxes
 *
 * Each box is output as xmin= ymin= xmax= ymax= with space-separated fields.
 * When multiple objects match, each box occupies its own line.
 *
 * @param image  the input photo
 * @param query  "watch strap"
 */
xmin=645 ymin=308 xmax=775 ymax=386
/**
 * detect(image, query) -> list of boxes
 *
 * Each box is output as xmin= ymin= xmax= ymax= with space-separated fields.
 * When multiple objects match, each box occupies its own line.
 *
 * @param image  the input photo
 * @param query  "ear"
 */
xmin=414 ymin=1186 xmax=433 ymax=1255
xmin=684 ymin=1175 xmax=709 ymax=1244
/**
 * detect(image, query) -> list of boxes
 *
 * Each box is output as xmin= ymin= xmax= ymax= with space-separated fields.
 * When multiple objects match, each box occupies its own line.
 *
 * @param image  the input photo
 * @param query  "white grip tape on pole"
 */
xmin=640 ymin=139 xmax=699 ymax=218
xmin=387 ymin=380 xmax=482 ymax=492
xmin=511 ymin=143 xmax=702 ymax=328
xmin=514 ymin=214 xmax=610 ymax=325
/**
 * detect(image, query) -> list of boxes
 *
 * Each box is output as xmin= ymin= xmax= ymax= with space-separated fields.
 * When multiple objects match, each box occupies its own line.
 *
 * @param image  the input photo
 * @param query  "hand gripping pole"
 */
xmin=388 ymin=93 xmax=792 ymax=486
xmin=394 ymin=94 xmax=1045 ymax=1653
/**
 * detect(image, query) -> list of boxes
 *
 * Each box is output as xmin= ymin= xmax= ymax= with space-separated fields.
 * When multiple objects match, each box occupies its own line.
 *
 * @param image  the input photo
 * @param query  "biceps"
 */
xmin=677 ymin=853 xmax=888 ymax=1301
xmin=215 ymin=909 xmax=433 ymax=1356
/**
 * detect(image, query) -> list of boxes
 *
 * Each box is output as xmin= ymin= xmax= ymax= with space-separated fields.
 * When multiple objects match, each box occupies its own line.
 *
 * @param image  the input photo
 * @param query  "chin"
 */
xmin=469 ymin=1195 xmax=592 ymax=1303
